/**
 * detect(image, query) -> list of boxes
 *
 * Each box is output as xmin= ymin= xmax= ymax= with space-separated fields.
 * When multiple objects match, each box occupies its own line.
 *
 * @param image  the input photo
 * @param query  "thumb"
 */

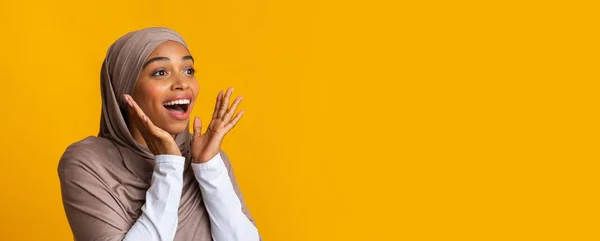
xmin=193 ymin=116 xmax=202 ymax=138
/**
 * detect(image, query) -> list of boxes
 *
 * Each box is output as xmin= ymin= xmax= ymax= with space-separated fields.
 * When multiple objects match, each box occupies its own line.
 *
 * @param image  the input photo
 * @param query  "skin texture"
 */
xmin=124 ymin=40 xmax=244 ymax=163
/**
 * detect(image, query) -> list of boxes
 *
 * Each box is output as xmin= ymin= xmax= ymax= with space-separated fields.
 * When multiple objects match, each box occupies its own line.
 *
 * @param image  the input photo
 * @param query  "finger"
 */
xmin=217 ymin=87 xmax=233 ymax=119
xmin=193 ymin=116 xmax=202 ymax=138
xmin=212 ymin=91 xmax=223 ymax=120
xmin=139 ymin=111 xmax=170 ymax=138
xmin=124 ymin=94 xmax=148 ymax=127
xmin=223 ymin=96 xmax=243 ymax=121
xmin=124 ymin=94 xmax=166 ymax=138
xmin=225 ymin=110 xmax=244 ymax=131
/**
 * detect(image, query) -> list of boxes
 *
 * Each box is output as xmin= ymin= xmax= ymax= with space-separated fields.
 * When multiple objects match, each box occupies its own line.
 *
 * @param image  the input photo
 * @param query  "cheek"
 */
xmin=190 ymin=81 xmax=200 ymax=96
xmin=134 ymin=80 xmax=169 ymax=112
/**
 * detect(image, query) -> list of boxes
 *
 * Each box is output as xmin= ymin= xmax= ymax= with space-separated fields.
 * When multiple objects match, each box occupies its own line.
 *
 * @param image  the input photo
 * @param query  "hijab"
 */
xmin=58 ymin=27 xmax=256 ymax=241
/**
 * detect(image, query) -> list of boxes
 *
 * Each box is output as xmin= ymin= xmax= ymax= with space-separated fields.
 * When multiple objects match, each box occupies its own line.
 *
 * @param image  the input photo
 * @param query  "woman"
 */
xmin=58 ymin=27 xmax=260 ymax=241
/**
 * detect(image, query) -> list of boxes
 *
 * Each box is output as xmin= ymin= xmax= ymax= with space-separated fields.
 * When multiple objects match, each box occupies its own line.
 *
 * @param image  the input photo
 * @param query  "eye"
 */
xmin=152 ymin=69 xmax=168 ymax=76
xmin=184 ymin=68 xmax=195 ymax=75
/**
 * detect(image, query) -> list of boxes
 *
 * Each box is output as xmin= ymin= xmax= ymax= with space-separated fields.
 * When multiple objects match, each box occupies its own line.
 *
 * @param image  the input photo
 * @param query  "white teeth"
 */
xmin=163 ymin=99 xmax=190 ymax=106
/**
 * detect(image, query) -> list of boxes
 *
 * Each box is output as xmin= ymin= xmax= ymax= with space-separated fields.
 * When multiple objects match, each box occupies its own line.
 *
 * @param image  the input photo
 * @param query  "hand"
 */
xmin=124 ymin=94 xmax=182 ymax=156
xmin=192 ymin=87 xmax=244 ymax=163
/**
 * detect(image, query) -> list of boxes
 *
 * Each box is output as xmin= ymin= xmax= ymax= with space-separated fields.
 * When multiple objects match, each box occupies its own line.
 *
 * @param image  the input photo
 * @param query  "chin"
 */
xmin=159 ymin=121 xmax=189 ymax=135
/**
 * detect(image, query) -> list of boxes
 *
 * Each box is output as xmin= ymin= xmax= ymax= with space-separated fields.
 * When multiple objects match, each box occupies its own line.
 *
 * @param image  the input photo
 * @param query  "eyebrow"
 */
xmin=142 ymin=55 xmax=195 ymax=69
xmin=182 ymin=55 xmax=194 ymax=62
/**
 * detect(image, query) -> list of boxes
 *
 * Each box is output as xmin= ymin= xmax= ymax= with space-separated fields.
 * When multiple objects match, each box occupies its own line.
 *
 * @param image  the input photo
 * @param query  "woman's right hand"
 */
xmin=124 ymin=94 xmax=181 ymax=156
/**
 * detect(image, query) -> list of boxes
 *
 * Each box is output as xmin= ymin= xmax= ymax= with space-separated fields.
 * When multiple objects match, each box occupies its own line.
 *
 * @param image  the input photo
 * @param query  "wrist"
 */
xmin=193 ymin=150 xmax=220 ymax=164
xmin=166 ymin=142 xmax=182 ymax=156
xmin=194 ymin=152 xmax=220 ymax=164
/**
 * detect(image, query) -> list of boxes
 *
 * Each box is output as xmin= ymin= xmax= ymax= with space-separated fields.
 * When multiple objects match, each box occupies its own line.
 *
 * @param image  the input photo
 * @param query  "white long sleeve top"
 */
xmin=123 ymin=153 xmax=260 ymax=241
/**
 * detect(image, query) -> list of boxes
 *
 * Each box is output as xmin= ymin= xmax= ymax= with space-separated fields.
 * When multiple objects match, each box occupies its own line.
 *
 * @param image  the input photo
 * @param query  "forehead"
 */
xmin=147 ymin=40 xmax=190 ymax=58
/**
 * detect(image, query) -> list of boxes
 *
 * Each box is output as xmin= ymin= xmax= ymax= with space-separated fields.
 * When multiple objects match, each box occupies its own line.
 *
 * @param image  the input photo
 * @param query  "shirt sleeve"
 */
xmin=123 ymin=154 xmax=185 ymax=241
xmin=191 ymin=153 xmax=260 ymax=241
xmin=59 ymin=153 xmax=185 ymax=241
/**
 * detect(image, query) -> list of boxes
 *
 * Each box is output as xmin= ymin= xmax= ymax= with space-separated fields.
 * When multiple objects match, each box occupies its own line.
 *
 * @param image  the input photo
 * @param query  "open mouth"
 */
xmin=163 ymin=99 xmax=191 ymax=114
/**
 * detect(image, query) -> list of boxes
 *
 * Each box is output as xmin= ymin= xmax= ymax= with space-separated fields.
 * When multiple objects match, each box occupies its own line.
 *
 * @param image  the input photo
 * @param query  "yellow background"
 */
xmin=0 ymin=0 xmax=598 ymax=240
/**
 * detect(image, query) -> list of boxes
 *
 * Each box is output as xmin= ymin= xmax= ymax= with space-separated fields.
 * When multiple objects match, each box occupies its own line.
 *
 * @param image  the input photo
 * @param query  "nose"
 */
xmin=171 ymin=75 xmax=190 ymax=91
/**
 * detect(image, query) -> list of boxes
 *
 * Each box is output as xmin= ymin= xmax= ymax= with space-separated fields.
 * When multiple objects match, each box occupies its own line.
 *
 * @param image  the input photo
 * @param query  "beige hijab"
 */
xmin=58 ymin=27 xmax=257 ymax=241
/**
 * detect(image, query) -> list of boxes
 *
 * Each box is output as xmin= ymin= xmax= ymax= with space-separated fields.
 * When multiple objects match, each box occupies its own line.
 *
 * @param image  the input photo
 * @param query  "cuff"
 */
xmin=155 ymin=154 xmax=186 ymax=165
xmin=191 ymin=152 xmax=225 ymax=171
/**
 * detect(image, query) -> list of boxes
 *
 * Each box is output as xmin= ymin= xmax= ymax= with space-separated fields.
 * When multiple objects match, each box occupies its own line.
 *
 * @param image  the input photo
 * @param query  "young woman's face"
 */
xmin=131 ymin=40 xmax=199 ymax=135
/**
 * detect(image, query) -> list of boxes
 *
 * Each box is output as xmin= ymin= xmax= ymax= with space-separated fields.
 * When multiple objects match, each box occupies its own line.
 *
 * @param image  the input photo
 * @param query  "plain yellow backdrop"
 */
xmin=0 ymin=0 xmax=598 ymax=240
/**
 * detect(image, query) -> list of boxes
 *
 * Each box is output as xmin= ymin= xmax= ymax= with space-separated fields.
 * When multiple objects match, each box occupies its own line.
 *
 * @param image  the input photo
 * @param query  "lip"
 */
xmin=163 ymin=93 xmax=193 ymax=121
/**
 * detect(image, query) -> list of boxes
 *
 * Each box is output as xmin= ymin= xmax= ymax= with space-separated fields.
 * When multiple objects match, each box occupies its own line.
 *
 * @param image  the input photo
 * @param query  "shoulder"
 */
xmin=58 ymin=136 xmax=119 ymax=179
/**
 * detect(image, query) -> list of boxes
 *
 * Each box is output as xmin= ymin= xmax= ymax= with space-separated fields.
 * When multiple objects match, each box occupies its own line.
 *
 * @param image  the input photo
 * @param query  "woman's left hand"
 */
xmin=191 ymin=87 xmax=244 ymax=163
